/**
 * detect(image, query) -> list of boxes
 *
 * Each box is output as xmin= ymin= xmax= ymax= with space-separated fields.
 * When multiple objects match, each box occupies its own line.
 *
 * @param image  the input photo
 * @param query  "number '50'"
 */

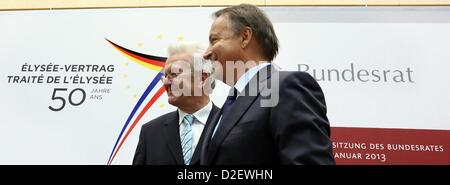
xmin=48 ymin=88 xmax=86 ymax=111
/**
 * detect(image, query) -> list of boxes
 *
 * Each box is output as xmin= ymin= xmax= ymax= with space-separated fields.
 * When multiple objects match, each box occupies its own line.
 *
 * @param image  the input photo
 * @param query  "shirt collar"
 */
xmin=177 ymin=100 xmax=212 ymax=125
xmin=234 ymin=63 xmax=271 ymax=93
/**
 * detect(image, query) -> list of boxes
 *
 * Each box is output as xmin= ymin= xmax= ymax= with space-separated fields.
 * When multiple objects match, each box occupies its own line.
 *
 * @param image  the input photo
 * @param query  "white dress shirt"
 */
xmin=178 ymin=100 xmax=213 ymax=153
xmin=212 ymin=62 xmax=271 ymax=137
xmin=234 ymin=62 xmax=271 ymax=93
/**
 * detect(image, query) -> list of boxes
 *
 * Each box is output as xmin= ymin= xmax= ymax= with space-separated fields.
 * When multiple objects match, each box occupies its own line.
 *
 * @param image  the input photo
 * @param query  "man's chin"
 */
xmin=167 ymin=97 xmax=178 ymax=107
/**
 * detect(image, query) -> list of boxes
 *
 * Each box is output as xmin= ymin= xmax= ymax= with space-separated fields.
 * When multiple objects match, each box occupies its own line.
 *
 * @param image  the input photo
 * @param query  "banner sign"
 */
xmin=1 ymin=7 xmax=449 ymax=164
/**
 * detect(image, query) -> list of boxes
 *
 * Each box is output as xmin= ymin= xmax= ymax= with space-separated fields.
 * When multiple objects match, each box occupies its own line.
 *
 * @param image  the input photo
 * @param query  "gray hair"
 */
xmin=213 ymin=4 xmax=279 ymax=62
xmin=167 ymin=42 xmax=215 ymax=89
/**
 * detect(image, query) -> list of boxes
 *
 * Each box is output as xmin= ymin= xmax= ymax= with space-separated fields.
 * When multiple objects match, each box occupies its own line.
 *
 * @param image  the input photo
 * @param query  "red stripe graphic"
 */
xmin=109 ymin=86 xmax=166 ymax=164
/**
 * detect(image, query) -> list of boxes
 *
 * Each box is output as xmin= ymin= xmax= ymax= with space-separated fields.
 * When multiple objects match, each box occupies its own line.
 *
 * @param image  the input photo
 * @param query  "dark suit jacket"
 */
xmin=201 ymin=67 xmax=335 ymax=165
xmin=133 ymin=104 xmax=219 ymax=165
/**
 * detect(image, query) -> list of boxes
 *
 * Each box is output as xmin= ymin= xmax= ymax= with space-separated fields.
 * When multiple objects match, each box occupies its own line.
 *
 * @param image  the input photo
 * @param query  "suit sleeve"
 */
xmin=132 ymin=125 xmax=146 ymax=165
xmin=270 ymin=72 xmax=335 ymax=165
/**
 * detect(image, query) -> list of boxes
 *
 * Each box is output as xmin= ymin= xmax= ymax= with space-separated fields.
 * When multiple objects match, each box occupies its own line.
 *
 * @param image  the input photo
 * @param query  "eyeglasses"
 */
xmin=159 ymin=69 xmax=204 ymax=83
xmin=160 ymin=71 xmax=183 ymax=83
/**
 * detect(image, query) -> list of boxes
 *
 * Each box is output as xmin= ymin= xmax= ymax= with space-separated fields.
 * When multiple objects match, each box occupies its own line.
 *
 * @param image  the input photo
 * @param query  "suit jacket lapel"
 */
xmin=191 ymin=105 xmax=219 ymax=165
xmin=163 ymin=112 xmax=184 ymax=165
xmin=206 ymin=65 xmax=275 ymax=164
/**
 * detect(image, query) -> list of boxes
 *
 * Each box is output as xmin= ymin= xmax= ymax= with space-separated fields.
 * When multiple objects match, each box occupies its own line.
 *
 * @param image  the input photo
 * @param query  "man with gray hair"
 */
xmin=201 ymin=4 xmax=335 ymax=165
xmin=133 ymin=42 xmax=219 ymax=165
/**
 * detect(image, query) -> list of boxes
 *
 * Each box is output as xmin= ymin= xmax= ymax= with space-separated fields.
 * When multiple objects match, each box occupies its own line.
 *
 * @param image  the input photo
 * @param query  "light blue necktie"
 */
xmin=181 ymin=114 xmax=194 ymax=165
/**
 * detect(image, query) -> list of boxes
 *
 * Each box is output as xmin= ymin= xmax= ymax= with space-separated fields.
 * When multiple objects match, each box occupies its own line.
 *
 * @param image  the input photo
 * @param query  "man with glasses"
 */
xmin=133 ymin=43 xmax=219 ymax=165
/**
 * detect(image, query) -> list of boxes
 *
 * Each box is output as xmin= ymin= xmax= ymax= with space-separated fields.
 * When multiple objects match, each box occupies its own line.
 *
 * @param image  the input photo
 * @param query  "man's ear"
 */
xmin=201 ymin=72 xmax=207 ymax=81
xmin=241 ymin=26 xmax=252 ymax=49
xmin=200 ymin=72 xmax=208 ymax=86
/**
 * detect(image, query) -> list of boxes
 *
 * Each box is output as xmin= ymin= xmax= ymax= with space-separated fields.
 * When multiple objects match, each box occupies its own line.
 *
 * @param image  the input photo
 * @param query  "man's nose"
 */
xmin=163 ymin=77 xmax=171 ymax=86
